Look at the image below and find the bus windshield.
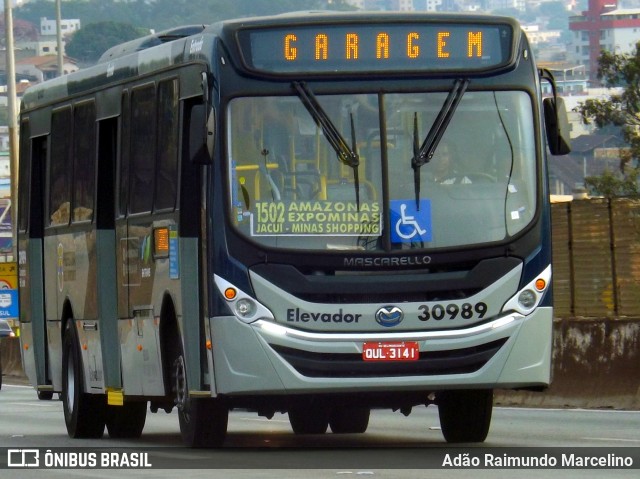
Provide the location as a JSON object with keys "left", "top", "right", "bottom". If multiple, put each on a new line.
{"left": 227, "top": 89, "right": 536, "bottom": 251}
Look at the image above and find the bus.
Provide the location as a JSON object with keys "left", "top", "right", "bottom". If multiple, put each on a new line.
{"left": 17, "top": 12, "right": 571, "bottom": 447}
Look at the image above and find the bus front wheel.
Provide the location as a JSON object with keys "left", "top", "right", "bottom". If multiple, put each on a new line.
{"left": 173, "top": 352, "right": 228, "bottom": 447}
{"left": 62, "top": 321, "right": 106, "bottom": 438}
{"left": 288, "top": 401, "right": 329, "bottom": 434}
{"left": 329, "top": 407, "right": 370, "bottom": 434}
{"left": 437, "top": 389, "right": 493, "bottom": 443}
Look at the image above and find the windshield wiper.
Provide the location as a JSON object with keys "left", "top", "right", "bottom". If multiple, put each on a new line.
{"left": 292, "top": 81, "right": 361, "bottom": 209}
{"left": 411, "top": 78, "right": 469, "bottom": 210}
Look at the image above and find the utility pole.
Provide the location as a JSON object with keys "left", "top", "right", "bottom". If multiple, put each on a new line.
{"left": 56, "top": 0, "right": 64, "bottom": 76}
{"left": 4, "top": 0, "right": 19, "bottom": 262}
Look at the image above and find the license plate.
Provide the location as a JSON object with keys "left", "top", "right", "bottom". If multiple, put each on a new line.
{"left": 362, "top": 342, "right": 420, "bottom": 362}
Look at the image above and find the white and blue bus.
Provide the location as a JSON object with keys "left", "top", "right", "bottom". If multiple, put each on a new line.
{"left": 17, "top": 12, "right": 570, "bottom": 447}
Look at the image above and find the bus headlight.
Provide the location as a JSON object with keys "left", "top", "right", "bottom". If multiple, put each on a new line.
{"left": 502, "top": 265, "right": 551, "bottom": 316}
{"left": 235, "top": 298, "right": 257, "bottom": 318}
{"left": 517, "top": 290, "right": 537, "bottom": 310}
{"left": 214, "top": 275, "right": 275, "bottom": 324}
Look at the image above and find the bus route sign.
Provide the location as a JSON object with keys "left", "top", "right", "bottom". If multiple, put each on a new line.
{"left": 0, "top": 262, "right": 18, "bottom": 319}
{"left": 251, "top": 201, "right": 382, "bottom": 236}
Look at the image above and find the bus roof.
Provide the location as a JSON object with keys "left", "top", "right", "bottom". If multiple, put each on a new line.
{"left": 20, "top": 11, "right": 522, "bottom": 111}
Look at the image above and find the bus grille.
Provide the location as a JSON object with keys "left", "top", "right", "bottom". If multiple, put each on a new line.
{"left": 270, "top": 338, "right": 508, "bottom": 378}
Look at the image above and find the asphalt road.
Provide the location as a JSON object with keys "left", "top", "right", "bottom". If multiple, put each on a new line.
{"left": 0, "top": 379, "right": 638, "bottom": 478}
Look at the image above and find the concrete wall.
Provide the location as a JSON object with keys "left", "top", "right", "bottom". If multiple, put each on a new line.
{"left": 497, "top": 318, "right": 640, "bottom": 409}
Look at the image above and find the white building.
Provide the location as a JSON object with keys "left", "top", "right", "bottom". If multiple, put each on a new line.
{"left": 20, "top": 39, "right": 62, "bottom": 57}
{"left": 413, "top": 0, "right": 444, "bottom": 11}
{"left": 599, "top": 9, "right": 640, "bottom": 54}
{"left": 522, "top": 25, "right": 562, "bottom": 45}
{"left": 16, "top": 56, "right": 79, "bottom": 82}
{"left": 569, "top": 1, "right": 640, "bottom": 82}
{"left": 40, "top": 17, "right": 81, "bottom": 37}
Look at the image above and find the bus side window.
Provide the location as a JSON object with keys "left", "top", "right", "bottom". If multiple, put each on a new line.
{"left": 129, "top": 85, "right": 156, "bottom": 214}
{"left": 49, "top": 107, "right": 72, "bottom": 226}
{"left": 118, "top": 92, "right": 130, "bottom": 218}
{"left": 18, "top": 119, "right": 30, "bottom": 233}
{"left": 155, "top": 79, "right": 179, "bottom": 211}
{"left": 72, "top": 101, "right": 96, "bottom": 222}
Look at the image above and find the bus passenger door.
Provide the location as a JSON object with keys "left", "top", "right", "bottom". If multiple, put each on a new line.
{"left": 117, "top": 82, "right": 178, "bottom": 397}
{"left": 96, "top": 117, "right": 121, "bottom": 389}
{"left": 18, "top": 132, "right": 51, "bottom": 392}
{"left": 116, "top": 92, "right": 132, "bottom": 327}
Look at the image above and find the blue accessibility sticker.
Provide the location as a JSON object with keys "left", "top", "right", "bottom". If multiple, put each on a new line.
{"left": 390, "top": 199, "right": 432, "bottom": 243}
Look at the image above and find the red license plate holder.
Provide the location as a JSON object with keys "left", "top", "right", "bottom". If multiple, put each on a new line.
{"left": 362, "top": 341, "right": 420, "bottom": 362}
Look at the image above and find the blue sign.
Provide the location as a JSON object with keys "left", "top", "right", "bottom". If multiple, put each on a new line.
{"left": 0, "top": 289, "right": 19, "bottom": 319}
{"left": 390, "top": 199, "right": 432, "bottom": 243}
{"left": 169, "top": 227, "right": 179, "bottom": 279}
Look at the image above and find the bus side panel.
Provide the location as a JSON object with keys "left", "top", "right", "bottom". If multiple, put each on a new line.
{"left": 119, "top": 218, "right": 168, "bottom": 397}
{"left": 18, "top": 238, "right": 41, "bottom": 388}
{"left": 42, "top": 229, "right": 102, "bottom": 393}
{"left": 74, "top": 228, "right": 104, "bottom": 392}
{"left": 179, "top": 235, "right": 202, "bottom": 393}
{"left": 43, "top": 234, "right": 62, "bottom": 389}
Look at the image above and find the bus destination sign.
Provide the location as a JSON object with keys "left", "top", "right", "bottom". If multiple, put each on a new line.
{"left": 240, "top": 22, "right": 514, "bottom": 74}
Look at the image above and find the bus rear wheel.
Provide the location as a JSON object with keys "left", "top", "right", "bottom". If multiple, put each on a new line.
{"left": 437, "top": 389, "right": 493, "bottom": 443}
{"left": 106, "top": 402, "right": 147, "bottom": 438}
{"left": 173, "top": 352, "right": 228, "bottom": 447}
{"left": 329, "top": 407, "right": 370, "bottom": 434}
{"left": 62, "top": 321, "right": 106, "bottom": 438}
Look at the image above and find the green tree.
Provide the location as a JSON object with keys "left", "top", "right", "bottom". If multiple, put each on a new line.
{"left": 579, "top": 43, "right": 640, "bottom": 168}
{"left": 584, "top": 168, "right": 640, "bottom": 198}
{"left": 579, "top": 42, "right": 640, "bottom": 196}
{"left": 15, "top": 0, "right": 330, "bottom": 32}
{"left": 65, "top": 21, "right": 148, "bottom": 64}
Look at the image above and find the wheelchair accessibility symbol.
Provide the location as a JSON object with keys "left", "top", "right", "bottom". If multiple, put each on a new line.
{"left": 390, "top": 200, "right": 432, "bottom": 243}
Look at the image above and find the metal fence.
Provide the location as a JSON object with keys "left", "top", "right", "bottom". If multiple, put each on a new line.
{"left": 552, "top": 198, "right": 640, "bottom": 318}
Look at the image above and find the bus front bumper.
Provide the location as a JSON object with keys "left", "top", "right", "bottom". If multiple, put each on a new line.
{"left": 208, "top": 306, "right": 552, "bottom": 395}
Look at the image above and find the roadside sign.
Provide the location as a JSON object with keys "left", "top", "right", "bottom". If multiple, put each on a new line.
{"left": 0, "top": 262, "right": 18, "bottom": 320}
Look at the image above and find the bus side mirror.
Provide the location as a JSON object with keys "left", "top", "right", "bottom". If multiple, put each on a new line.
{"left": 543, "top": 96, "right": 571, "bottom": 156}
{"left": 189, "top": 104, "right": 213, "bottom": 165}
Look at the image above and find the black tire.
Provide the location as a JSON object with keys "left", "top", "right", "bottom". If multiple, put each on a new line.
{"left": 438, "top": 389, "right": 493, "bottom": 443}
{"left": 106, "top": 402, "right": 147, "bottom": 438}
{"left": 62, "top": 321, "right": 106, "bottom": 438}
{"left": 329, "top": 407, "right": 370, "bottom": 434}
{"left": 173, "top": 351, "right": 228, "bottom": 447}
{"left": 37, "top": 390, "right": 55, "bottom": 400}
{"left": 288, "top": 403, "right": 329, "bottom": 434}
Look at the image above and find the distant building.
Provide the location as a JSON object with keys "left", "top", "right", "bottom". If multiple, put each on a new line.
{"left": 412, "top": 0, "right": 444, "bottom": 11}
{"left": 522, "top": 25, "right": 562, "bottom": 45}
{"left": 569, "top": 0, "right": 640, "bottom": 83}
{"left": 40, "top": 17, "right": 81, "bottom": 38}
{"left": 538, "top": 63, "right": 589, "bottom": 96}
{"left": 2, "top": 16, "right": 81, "bottom": 61}
{"left": 485, "top": 0, "right": 526, "bottom": 11}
